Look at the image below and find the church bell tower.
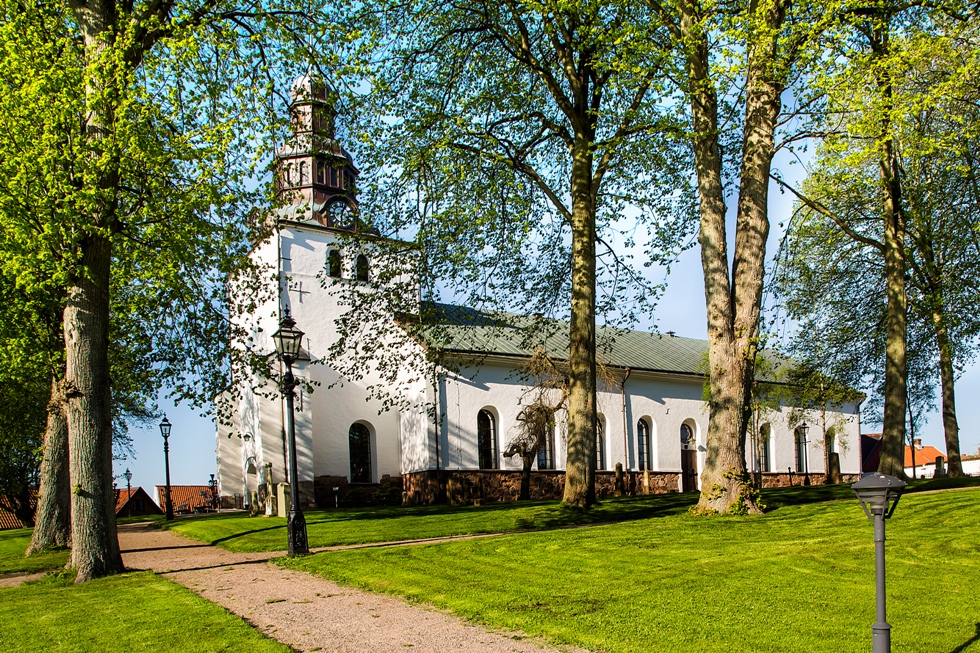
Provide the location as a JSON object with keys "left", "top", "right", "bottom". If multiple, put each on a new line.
{"left": 274, "top": 74, "right": 360, "bottom": 231}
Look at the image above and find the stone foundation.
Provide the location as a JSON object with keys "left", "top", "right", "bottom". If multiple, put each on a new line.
{"left": 401, "top": 470, "right": 683, "bottom": 505}
{"left": 313, "top": 474, "right": 403, "bottom": 508}
{"left": 755, "top": 472, "right": 861, "bottom": 488}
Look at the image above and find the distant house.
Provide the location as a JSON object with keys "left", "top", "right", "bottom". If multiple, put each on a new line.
{"left": 904, "top": 440, "right": 948, "bottom": 479}
{"left": 155, "top": 485, "right": 218, "bottom": 514}
{"left": 0, "top": 493, "right": 37, "bottom": 531}
{"left": 115, "top": 487, "right": 163, "bottom": 518}
{"left": 959, "top": 447, "right": 980, "bottom": 477}
{"left": 0, "top": 506, "right": 27, "bottom": 530}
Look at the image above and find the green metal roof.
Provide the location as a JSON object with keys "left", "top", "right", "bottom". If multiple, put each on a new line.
{"left": 416, "top": 304, "right": 718, "bottom": 378}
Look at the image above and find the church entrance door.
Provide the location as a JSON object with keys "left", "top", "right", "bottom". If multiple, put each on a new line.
{"left": 681, "top": 449, "right": 698, "bottom": 492}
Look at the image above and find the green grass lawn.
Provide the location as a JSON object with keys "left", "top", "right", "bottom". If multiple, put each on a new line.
{"left": 0, "top": 529, "right": 69, "bottom": 576}
{"left": 0, "top": 571, "right": 291, "bottom": 653}
{"left": 279, "top": 486, "right": 980, "bottom": 653}
{"left": 166, "top": 476, "right": 980, "bottom": 553}
{"left": 165, "top": 491, "right": 701, "bottom": 551}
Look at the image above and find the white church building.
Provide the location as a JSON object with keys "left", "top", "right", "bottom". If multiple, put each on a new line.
{"left": 214, "top": 76, "right": 864, "bottom": 508}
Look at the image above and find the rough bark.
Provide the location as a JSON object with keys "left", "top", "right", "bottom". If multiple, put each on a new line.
{"left": 60, "top": 0, "right": 126, "bottom": 583}
{"left": 64, "top": 233, "right": 122, "bottom": 581}
{"left": 26, "top": 378, "right": 71, "bottom": 556}
{"left": 562, "top": 130, "right": 598, "bottom": 509}
{"left": 682, "top": 0, "right": 781, "bottom": 514}
{"left": 873, "top": 19, "right": 908, "bottom": 479}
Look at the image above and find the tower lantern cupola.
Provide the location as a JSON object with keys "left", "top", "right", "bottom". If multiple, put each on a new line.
{"left": 273, "top": 73, "right": 360, "bottom": 231}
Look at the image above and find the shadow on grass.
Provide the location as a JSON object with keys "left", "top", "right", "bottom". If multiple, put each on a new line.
{"left": 948, "top": 622, "right": 980, "bottom": 653}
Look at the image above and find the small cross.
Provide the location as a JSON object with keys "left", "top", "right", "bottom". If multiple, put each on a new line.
{"left": 288, "top": 280, "right": 311, "bottom": 303}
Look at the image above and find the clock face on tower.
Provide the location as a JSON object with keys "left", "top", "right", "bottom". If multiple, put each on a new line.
{"left": 327, "top": 200, "right": 355, "bottom": 229}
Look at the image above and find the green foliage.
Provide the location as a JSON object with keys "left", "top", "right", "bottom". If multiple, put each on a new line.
{"left": 280, "top": 487, "right": 980, "bottom": 653}
{"left": 0, "top": 572, "right": 291, "bottom": 652}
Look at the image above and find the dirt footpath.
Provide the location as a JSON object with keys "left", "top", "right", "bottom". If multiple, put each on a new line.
{"left": 119, "top": 522, "right": 582, "bottom": 653}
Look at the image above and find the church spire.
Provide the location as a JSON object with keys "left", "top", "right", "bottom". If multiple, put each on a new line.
{"left": 274, "top": 73, "right": 360, "bottom": 231}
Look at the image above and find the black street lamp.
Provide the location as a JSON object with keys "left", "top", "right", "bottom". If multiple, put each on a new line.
{"left": 853, "top": 473, "right": 907, "bottom": 653}
{"left": 273, "top": 310, "right": 309, "bottom": 556}
{"left": 800, "top": 421, "right": 811, "bottom": 486}
{"left": 160, "top": 416, "right": 174, "bottom": 521}
{"left": 209, "top": 473, "right": 218, "bottom": 512}
{"left": 124, "top": 468, "right": 133, "bottom": 518}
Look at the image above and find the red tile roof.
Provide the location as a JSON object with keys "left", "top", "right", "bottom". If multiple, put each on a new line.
{"left": 0, "top": 507, "right": 26, "bottom": 530}
{"left": 904, "top": 445, "right": 945, "bottom": 467}
{"left": 155, "top": 485, "right": 215, "bottom": 513}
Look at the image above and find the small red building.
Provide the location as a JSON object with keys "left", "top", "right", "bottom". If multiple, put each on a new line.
{"left": 155, "top": 485, "right": 218, "bottom": 514}
{"left": 115, "top": 487, "right": 163, "bottom": 517}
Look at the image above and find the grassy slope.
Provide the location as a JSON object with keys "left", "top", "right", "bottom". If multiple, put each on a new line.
{"left": 0, "top": 529, "right": 68, "bottom": 575}
{"left": 165, "top": 492, "right": 699, "bottom": 551}
{"left": 280, "top": 487, "right": 980, "bottom": 653}
{"left": 166, "top": 477, "right": 980, "bottom": 553}
{"left": 0, "top": 572, "right": 292, "bottom": 653}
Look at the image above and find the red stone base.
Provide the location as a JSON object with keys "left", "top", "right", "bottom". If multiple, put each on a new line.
{"left": 401, "top": 470, "right": 683, "bottom": 505}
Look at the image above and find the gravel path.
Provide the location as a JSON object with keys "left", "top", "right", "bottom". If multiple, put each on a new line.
{"left": 119, "top": 522, "right": 583, "bottom": 653}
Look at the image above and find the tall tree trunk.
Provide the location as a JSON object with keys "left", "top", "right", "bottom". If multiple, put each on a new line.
{"left": 873, "top": 18, "right": 907, "bottom": 479}
{"left": 64, "top": 234, "right": 122, "bottom": 582}
{"left": 520, "top": 454, "right": 533, "bottom": 500}
{"left": 563, "top": 131, "right": 598, "bottom": 509}
{"left": 931, "top": 300, "right": 962, "bottom": 476}
{"left": 683, "top": 0, "right": 781, "bottom": 514}
{"left": 918, "top": 234, "right": 963, "bottom": 477}
{"left": 66, "top": 0, "right": 124, "bottom": 582}
{"left": 26, "top": 377, "right": 71, "bottom": 556}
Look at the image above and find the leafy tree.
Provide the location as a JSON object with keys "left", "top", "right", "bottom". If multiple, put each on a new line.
{"left": 0, "top": 0, "right": 320, "bottom": 581}
{"left": 346, "top": 0, "right": 695, "bottom": 508}
{"left": 774, "top": 13, "right": 980, "bottom": 477}
{"left": 645, "top": 0, "right": 842, "bottom": 513}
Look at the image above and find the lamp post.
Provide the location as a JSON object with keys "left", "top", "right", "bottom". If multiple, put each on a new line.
{"left": 800, "top": 421, "right": 811, "bottom": 486}
{"left": 272, "top": 310, "right": 309, "bottom": 556}
{"left": 160, "top": 416, "right": 174, "bottom": 521}
{"left": 853, "top": 473, "right": 907, "bottom": 653}
{"left": 209, "top": 473, "right": 218, "bottom": 512}
{"left": 123, "top": 468, "right": 133, "bottom": 517}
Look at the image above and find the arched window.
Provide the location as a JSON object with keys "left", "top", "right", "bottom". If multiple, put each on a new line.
{"left": 349, "top": 423, "right": 372, "bottom": 483}
{"left": 327, "top": 250, "right": 341, "bottom": 278}
{"left": 795, "top": 427, "right": 807, "bottom": 473}
{"left": 595, "top": 415, "right": 606, "bottom": 471}
{"left": 477, "top": 409, "right": 497, "bottom": 469}
{"left": 758, "top": 424, "right": 771, "bottom": 472}
{"left": 680, "top": 423, "right": 695, "bottom": 450}
{"left": 535, "top": 408, "right": 556, "bottom": 470}
{"left": 637, "top": 418, "right": 651, "bottom": 471}
{"left": 356, "top": 254, "right": 370, "bottom": 282}
{"left": 316, "top": 161, "right": 325, "bottom": 184}
{"left": 299, "top": 161, "right": 308, "bottom": 184}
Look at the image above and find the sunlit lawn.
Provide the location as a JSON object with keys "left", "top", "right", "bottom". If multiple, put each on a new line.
{"left": 278, "top": 486, "right": 980, "bottom": 653}
{"left": 0, "top": 571, "right": 291, "bottom": 653}
{"left": 165, "top": 491, "right": 701, "bottom": 551}
{"left": 166, "top": 476, "right": 980, "bottom": 554}
{"left": 0, "top": 529, "right": 68, "bottom": 576}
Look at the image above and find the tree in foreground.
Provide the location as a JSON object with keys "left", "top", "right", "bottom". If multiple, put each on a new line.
{"left": 647, "top": 0, "right": 841, "bottom": 513}
{"left": 0, "top": 0, "right": 316, "bottom": 581}
{"left": 347, "top": 0, "right": 694, "bottom": 508}
{"left": 774, "top": 11, "right": 980, "bottom": 477}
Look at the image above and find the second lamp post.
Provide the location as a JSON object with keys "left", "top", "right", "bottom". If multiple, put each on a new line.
{"left": 273, "top": 310, "right": 309, "bottom": 556}
{"left": 160, "top": 416, "right": 174, "bottom": 521}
